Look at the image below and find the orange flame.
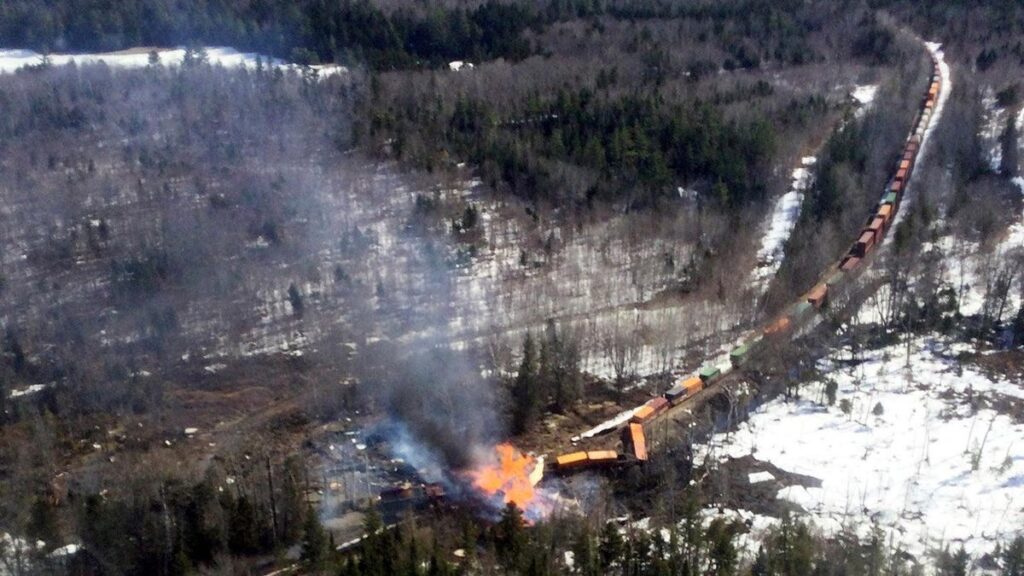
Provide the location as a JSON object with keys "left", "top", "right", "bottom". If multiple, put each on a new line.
{"left": 469, "top": 443, "right": 539, "bottom": 509}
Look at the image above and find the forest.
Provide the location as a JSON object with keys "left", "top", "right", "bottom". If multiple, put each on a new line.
{"left": 1, "top": 0, "right": 1024, "bottom": 575}
{"left": 0, "top": 0, "right": 822, "bottom": 70}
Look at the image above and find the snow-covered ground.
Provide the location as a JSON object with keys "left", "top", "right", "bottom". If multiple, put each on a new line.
{"left": 0, "top": 47, "right": 346, "bottom": 76}
{"left": 751, "top": 156, "right": 817, "bottom": 287}
{"left": 698, "top": 336, "right": 1024, "bottom": 565}
{"left": 751, "top": 84, "right": 877, "bottom": 290}
{"left": 980, "top": 86, "right": 1008, "bottom": 173}
{"left": 887, "top": 42, "right": 951, "bottom": 233}
{"left": 852, "top": 84, "right": 879, "bottom": 118}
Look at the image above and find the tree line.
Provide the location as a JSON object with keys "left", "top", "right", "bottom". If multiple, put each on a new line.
{"left": 0, "top": 0, "right": 834, "bottom": 71}
{"left": 12, "top": 457, "right": 326, "bottom": 575}
{"left": 367, "top": 87, "right": 776, "bottom": 209}
{"left": 510, "top": 322, "right": 584, "bottom": 435}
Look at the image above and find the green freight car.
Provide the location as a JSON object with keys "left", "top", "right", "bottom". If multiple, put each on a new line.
{"left": 729, "top": 344, "right": 750, "bottom": 367}
{"left": 698, "top": 365, "right": 721, "bottom": 382}
{"left": 729, "top": 337, "right": 762, "bottom": 368}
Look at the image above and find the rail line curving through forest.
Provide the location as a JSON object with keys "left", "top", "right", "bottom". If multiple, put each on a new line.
{"left": 553, "top": 40, "right": 951, "bottom": 474}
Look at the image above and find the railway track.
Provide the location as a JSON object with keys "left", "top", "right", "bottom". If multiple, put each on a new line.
{"left": 552, "top": 41, "right": 950, "bottom": 474}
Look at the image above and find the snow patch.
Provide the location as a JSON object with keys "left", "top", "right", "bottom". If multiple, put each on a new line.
{"left": 696, "top": 336, "right": 1024, "bottom": 563}
{"left": 0, "top": 47, "right": 347, "bottom": 77}
{"left": 752, "top": 156, "right": 816, "bottom": 286}
{"left": 852, "top": 84, "right": 879, "bottom": 118}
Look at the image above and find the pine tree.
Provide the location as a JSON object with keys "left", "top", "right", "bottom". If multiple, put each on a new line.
{"left": 26, "top": 496, "right": 60, "bottom": 550}
{"left": 288, "top": 282, "right": 304, "bottom": 316}
{"left": 511, "top": 332, "right": 540, "bottom": 434}
{"left": 495, "top": 503, "right": 525, "bottom": 568}
{"left": 301, "top": 505, "right": 328, "bottom": 567}
{"left": 752, "top": 546, "right": 770, "bottom": 576}
{"left": 360, "top": 507, "right": 390, "bottom": 576}
{"left": 228, "top": 496, "right": 260, "bottom": 555}
{"left": 935, "top": 546, "right": 969, "bottom": 576}
{"left": 1004, "top": 536, "right": 1024, "bottom": 576}
{"left": 599, "top": 521, "right": 623, "bottom": 571}
{"left": 706, "top": 518, "right": 737, "bottom": 576}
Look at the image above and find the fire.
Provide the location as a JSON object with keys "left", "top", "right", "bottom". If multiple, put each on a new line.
{"left": 468, "top": 443, "right": 542, "bottom": 510}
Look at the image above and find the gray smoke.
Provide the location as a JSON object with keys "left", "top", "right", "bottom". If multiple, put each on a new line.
{"left": 376, "top": 346, "right": 504, "bottom": 470}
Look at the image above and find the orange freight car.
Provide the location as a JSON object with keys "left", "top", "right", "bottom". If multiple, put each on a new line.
{"left": 586, "top": 450, "right": 620, "bottom": 465}
{"left": 764, "top": 316, "right": 791, "bottom": 337}
{"left": 807, "top": 283, "right": 828, "bottom": 309}
{"left": 877, "top": 204, "right": 893, "bottom": 225}
{"left": 623, "top": 423, "right": 648, "bottom": 461}
{"left": 556, "top": 452, "right": 589, "bottom": 470}
{"left": 632, "top": 397, "right": 668, "bottom": 423}
{"left": 666, "top": 376, "right": 703, "bottom": 404}
{"left": 631, "top": 405, "right": 654, "bottom": 423}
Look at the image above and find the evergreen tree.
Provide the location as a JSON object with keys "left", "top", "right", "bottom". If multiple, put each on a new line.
{"left": 495, "top": 503, "right": 526, "bottom": 568}
{"left": 300, "top": 505, "right": 328, "bottom": 567}
{"left": 184, "top": 477, "right": 225, "bottom": 564}
{"left": 706, "top": 518, "right": 737, "bottom": 576}
{"left": 511, "top": 332, "right": 540, "bottom": 434}
{"left": 360, "top": 507, "right": 391, "bottom": 576}
{"left": 26, "top": 496, "right": 60, "bottom": 550}
{"left": 572, "top": 523, "right": 599, "bottom": 576}
{"left": 599, "top": 521, "right": 623, "bottom": 571}
{"left": 1004, "top": 536, "right": 1024, "bottom": 576}
{"left": 288, "top": 282, "right": 305, "bottom": 316}
{"left": 752, "top": 546, "right": 770, "bottom": 576}
{"left": 935, "top": 546, "right": 969, "bottom": 576}
{"left": 228, "top": 496, "right": 260, "bottom": 555}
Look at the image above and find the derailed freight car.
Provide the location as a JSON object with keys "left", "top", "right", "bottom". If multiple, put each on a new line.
{"left": 622, "top": 423, "right": 648, "bottom": 462}
{"left": 554, "top": 450, "right": 623, "bottom": 472}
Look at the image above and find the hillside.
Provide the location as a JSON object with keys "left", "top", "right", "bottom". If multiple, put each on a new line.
{"left": 0, "top": 2, "right": 1023, "bottom": 576}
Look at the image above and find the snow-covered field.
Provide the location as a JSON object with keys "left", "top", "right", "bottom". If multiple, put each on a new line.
{"left": 698, "top": 336, "right": 1024, "bottom": 565}
{"left": 0, "top": 47, "right": 346, "bottom": 76}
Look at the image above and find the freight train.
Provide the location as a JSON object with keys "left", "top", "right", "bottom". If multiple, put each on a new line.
{"left": 555, "top": 55, "right": 944, "bottom": 472}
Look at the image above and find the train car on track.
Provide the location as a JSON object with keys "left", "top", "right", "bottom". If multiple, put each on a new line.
{"left": 554, "top": 51, "right": 945, "bottom": 473}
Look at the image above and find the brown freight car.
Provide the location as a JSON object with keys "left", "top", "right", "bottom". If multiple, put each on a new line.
{"left": 852, "top": 230, "right": 875, "bottom": 257}
{"left": 840, "top": 256, "right": 861, "bottom": 272}
{"left": 867, "top": 216, "right": 886, "bottom": 241}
